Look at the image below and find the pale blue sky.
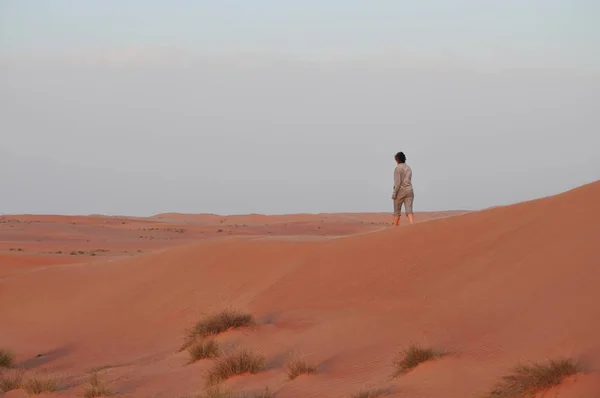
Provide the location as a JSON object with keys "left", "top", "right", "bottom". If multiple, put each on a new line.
{"left": 1, "top": 1, "right": 599, "bottom": 215}
{"left": 1, "top": 1, "right": 599, "bottom": 64}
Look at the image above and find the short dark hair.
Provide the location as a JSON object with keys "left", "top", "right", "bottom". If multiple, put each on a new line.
{"left": 395, "top": 152, "right": 406, "bottom": 163}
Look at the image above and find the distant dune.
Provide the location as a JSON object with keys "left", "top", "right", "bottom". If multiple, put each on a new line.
{"left": 1, "top": 183, "right": 599, "bottom": 397}
{"left": 150, "top": 211, "right": 466, "bottom": 225}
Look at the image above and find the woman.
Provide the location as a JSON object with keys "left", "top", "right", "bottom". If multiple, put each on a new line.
{"left": 391, "top": 151, "right": 415, "bottom": 226}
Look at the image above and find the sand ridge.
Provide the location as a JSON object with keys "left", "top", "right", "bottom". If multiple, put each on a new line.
{"left": 1, "top": 183, "right": 599, "bottom": 397}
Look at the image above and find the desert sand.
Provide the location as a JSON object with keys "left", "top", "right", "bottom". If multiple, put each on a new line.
{"left": 1, "top": 182, "right": 599, "bottom": 397}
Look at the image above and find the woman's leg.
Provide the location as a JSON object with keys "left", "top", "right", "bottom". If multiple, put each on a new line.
{"left": 393, "top": 197, "right": 402, "bottom": 226}
{"left": 405, "top": 195, "right": 415, "bottom": 224}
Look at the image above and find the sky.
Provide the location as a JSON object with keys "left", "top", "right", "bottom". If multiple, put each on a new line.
{"left": 1, "top": 1, "right": 599, "bottom": 216}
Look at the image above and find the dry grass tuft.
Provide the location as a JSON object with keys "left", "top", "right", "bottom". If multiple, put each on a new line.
{"left": 193, "top": 310, "right": 253, "bottom": 338}
{"left": 245, "top": 388, "right": 275, "bottom": 398}
{"left": 0, "top": 369, "right": 24, "bottom": 392}
{"left": 487, "top": 358, "right": 579, "bottom": 398}
{"left": 82, "top": 373, "right": 113, "bottom": 397}
{"left": 285, "top": 358, "right": 317, "bottom": 380}
{"left": 183, "top": 386, "right": 274, "bottom": 398}
{"left": 182, "top": 310, "right": 254, "bottom": 350}
{"left": 393, "top": 344, "right": 443, "bottom": 375}
{"left": 205, "top": 350, "right": 266, "bottom": 386}
{"left": 201, "top": 387, "right": 231, "bottom": 398}
{"left": 23, "top": 374, "right": 57, "bottom": 395}
{"left": 0, "top": 349, "right": 14, "bottom": 368}
{"left": 351, "top": 388, "right": 390, "bottom": 398}
{"left": 188, "top": 339, "right": 220, "bottom": 363}
{"left": 178, "top": 389, "right": 223, "bottom": 398}
{"left": 196, "top": 387, "right": 231, "bottom": 398}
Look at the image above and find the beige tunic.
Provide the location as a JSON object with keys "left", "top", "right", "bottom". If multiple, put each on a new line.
{"left": 393, "top": 163, "right": 413, "bottom": 198}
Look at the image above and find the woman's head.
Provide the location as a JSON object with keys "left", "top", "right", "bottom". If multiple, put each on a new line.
{"left": 395, "top": 152, "right": 406, "bottom": 164}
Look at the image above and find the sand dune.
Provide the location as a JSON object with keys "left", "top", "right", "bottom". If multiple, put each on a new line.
{"left": 1, "top": 183, "right": 599, "bottom": 397}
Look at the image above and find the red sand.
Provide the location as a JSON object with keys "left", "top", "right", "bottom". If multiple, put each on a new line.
{"left": 1, "top": 184, "right": 599, "bottom": 397}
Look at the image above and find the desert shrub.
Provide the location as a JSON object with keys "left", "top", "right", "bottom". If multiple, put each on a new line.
{"left": 285, "top": 358, "right": 317, "bottom": 380}
{"left": 351, "top": 388, "right": 390, "bottom": 398}
{"left": 0, "top": 370, "right": 24, "bottom": 392}
{"left": 183, "top": 310, "right": 254, "bottom": 349}
{"left": 205, "top": 350, "right": 266, "bottom": 386}
{"left": 246, "top": 388, "right": 275, "bottom": 398}
{"left": 393, "top": 344, "right": 444, "bottom": 376}
{"left": 23, "top": 374, "right": 57, "bottom": 394}
{"left": 82, "top": 373, "right": 113, "bottom": 397}
{"left": 183, "top": 387, "right": 274, "bottom": 398}
{"left": 487, "top": 358, "right": 579, "bottom": 397}
{"left": 189, "top": 339, "right": 220, "bottom": 363}
{"left": 0, "top": 349, "right": 14, "bottom": 368}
